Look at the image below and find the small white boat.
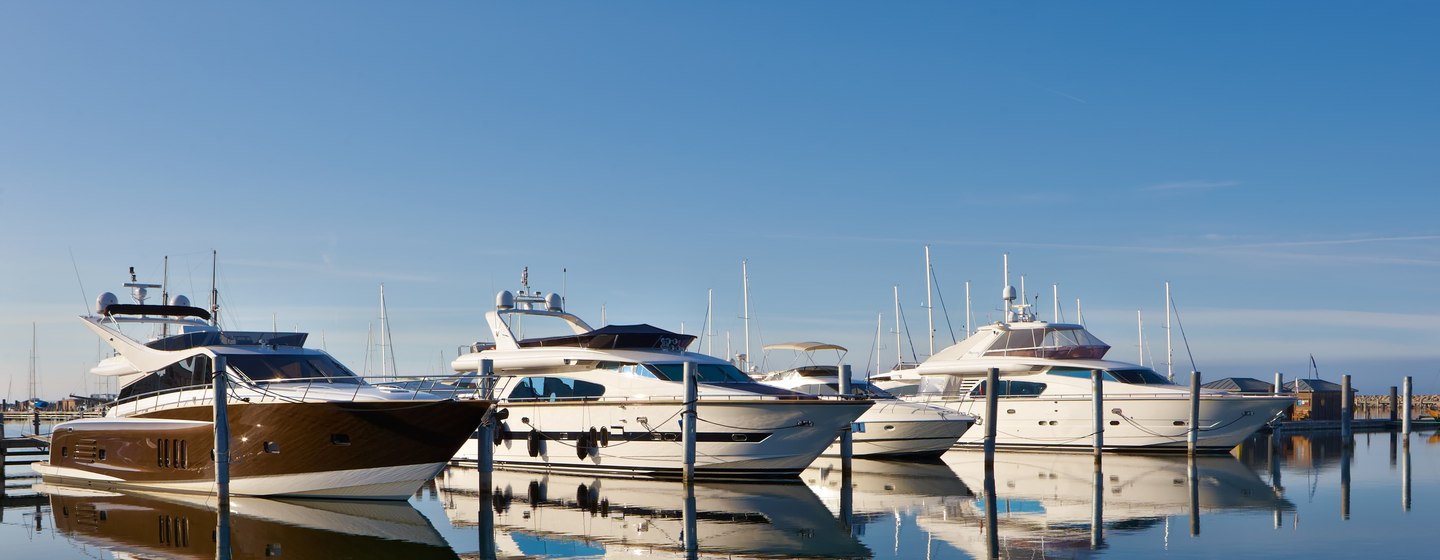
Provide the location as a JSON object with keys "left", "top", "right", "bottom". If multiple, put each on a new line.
{"left": 449, "top": 286, "right": 872, "bottom": 480}
{"left": 756, "top": 342, "right": 975, "bottom": 458}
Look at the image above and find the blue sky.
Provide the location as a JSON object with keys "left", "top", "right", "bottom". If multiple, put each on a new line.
{"left": 2, "top": 2, "right": 1437, "bottom": 399}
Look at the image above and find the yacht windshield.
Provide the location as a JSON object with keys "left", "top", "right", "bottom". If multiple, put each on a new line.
{"left": 227, "top": 354, "right": 362, "bottom": 384}
{"left": 1106, "top": 368, "right": 1174, "bottom": 385}
{"left": 646, "top": 362, "right": 753, "bottom": 383}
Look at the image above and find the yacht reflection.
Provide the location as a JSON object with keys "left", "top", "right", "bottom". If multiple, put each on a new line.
{"left": 803, "top": 457, "right": 972, "bottom": 514}
{"left": 437, "top": 465, "right": 868, "bottom": 558}
{"left": 42, "top": 484, "right": 456, "bottom": 559}
{"left": 924, "top": 451, "right": 1292, "bottom": 559}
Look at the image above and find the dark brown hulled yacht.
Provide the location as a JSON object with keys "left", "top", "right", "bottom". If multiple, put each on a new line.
{"left": 34, "top": 272, "right": 489, "bottom": 500}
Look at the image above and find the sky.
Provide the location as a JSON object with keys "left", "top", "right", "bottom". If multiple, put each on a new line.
{"left": 1, "top": 2, "right": 1437, "bottom": 400}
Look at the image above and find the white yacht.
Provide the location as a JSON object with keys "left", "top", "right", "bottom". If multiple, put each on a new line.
{"left": 909, "top": 303, "right": 1293, "bottom": 452}
{"left": 449, "top": 287, "right": 872, "bottom": 480}
{"left": 757, "top": 342, "right": 975, "bottom": 458}
{"left": 34, "top": 269, "right": 489, "bottom": 500}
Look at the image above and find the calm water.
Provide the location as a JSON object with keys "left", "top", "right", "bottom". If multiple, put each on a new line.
{"left": 3, "top": 423, "right": 1436, "bottom": 559}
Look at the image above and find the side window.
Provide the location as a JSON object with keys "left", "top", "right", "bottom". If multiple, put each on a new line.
{"left": 969, "top": 380, "right": 1048, "bottom": 398}
{"left": 509, "top": 377, "right": 606, "bottom": 400}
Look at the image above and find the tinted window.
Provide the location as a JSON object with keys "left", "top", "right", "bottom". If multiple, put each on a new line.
{"left": 969, "top": 380, "right": 1047, "bottom": 397}
{"left": 509, "top": 376, "right": 606, "bottom": 400}
{"left": 118, "top": 355, "right": 213, "bottom": 400}
{"left": 1107, "top": 368, "right": 1174, "bottom": 385}
{"left": 227, "top": 354, "right": 360, "bottom": 384}
{"left": 647, "top": 363, "right": 753, "bottom": 383}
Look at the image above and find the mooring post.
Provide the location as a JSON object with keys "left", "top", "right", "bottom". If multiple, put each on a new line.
{"left": 1402, "top": 435, "right": 1412, "bottom": 512}
{"left": 984, "top": 461, "right": 999, "bottom": 559}
{"left": 1340, "top": 442, "right": 1352, "bottom": 520}
{"left": 1389, "top": 386, "right": 1399, "bottom": 422}
{"left": 213, "top": 354, "right": 232, "bottom": 557}
{"left": 1092, "top": 369, "right": 1104, "bottom": 461}
{"left": 1188, "top": 371, "right": 1201, "bottom": 456}
{"left": 985, "top": 367, "right": 998, "bottom": 466}
{"left": 1091, "top": 460, "right": 1104, "bottom": 549}
{"left": 683, "top": 362, "right": 697, "bottom": 485}
{"left": 1402, "top": 376, "right": 1413, "bottom": 436}
{"left": 683, "top": 484, "right": 698, "bottom": 560}
{"left": 1341, "top": 375, "right": 1353, "bottom": 445}
{"left": 838, "top": 364, "right": 854, "bottom": 469}
{"left": 31, "top": 407, "right": 40, "bottom": 437}
{"left": 479, "top": 359, "right": 495, "bottom": 482}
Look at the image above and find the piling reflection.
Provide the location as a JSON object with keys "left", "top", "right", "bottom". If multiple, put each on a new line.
{"left": 40, "top": 484, "right": 455, "bottom": 559}
{"left": 436, "top": 465, "right": 868, "bottom": 558}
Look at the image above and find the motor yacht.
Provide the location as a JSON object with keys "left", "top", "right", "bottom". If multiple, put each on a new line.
{"left": 909, "top": 302, "right": 1293, "bottom": 452}
{"left": 33, "top": 270, "right": 490, "bottom": 500}
{"left": 448, "top": 287, "right": 872, "bottom": 480}
{"left": 757, "top": 342, "right": 975, "bottom": 458}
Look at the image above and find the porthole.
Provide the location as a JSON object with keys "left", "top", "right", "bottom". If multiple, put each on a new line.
{"left": 731, "top": 434, "right": 748, "bottom": 442}
{"left": 331, "top": 433, "right": 351, "bottom": 446}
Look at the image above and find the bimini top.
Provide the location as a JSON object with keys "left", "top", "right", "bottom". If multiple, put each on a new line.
{"left": 762, "top": 342, "right": 848, "bottom": 353}
{"left": 101, "top": 304, "right": 211, "bottom": 321}
{"left": 516, "top": 324, "right": 696, "bottom": 352}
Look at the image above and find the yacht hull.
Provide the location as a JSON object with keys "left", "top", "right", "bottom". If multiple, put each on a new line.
{"left": 824, "top": 400, "right": 974, "bottom": 458}
{"left": 454, "top": 399, "right": 871, "bottom": 480}
{"left": 932, "top": 393, "right": 1291, "bottom": 452}
{"left": 35, "top": 400, "right": 489, "bottom": 500}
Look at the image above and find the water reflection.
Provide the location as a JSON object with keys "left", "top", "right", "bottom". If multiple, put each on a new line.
{"left": 928, "top": 451, "right": 1292, "bottom": 559}
{"left": 435, "top": 465, "right": 869, "bottom": 558}
{"left": 40, "top": 485, "right": 455, "bottom": 559}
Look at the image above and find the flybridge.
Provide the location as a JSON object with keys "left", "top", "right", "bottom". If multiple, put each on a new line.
{"left": 517, "top": 324, "right": 696, "bottom": 352}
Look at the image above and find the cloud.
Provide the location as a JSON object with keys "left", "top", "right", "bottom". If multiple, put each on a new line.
{"left": 1139, "top": 180, "right": 1241, "bottom": 192}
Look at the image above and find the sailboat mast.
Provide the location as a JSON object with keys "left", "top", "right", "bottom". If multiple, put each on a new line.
{"left": 742, "top": 260, "right": 751, "bottom": 373}
{"left": 1053, "top": 284, "right": 1059, "bottom": 323}
{"left": 893, "top": 285, "right": 902, "bottom": 367}
{"left": 379, "top": 284, "right": 388, "bottom": 379}
{"left": 29, "top": 323, "right": 37, "bottom": 402}
{"left": 1165, "top": 281, "right": 1174, "bottom": 381}
{"left": 965, "top": 281, "right": 972, "bottom": 336}
{"left": 875, "top": 312, "right": 882, "bottom": 378}
{"left": 925, "top": 245, "right": 934, "bottom": 357}
{"left": 161, "top": 256, "right": 170, "bottom": 337}
{"left": 1138, "top": 310, "right": 1145, "bottom": 365}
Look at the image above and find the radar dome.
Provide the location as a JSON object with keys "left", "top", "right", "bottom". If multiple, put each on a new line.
{"left": 496, "top": 290, "right": 515, "bottom": 310}
{"left": 96, "top": 292, "right": 118, "bottom": 313}
{"left": 544, "top": 292, "right": 563, "bottom": 312}
{"left": 170, "top": 294, "right": 191, "bottom": 307}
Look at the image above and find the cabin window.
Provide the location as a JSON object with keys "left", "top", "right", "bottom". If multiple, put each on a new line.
{"left": 264, "top": 441, "right": 281, "bottom": 454}
{"left": 331, "top": 433, "right": 351, "bottom": 446}
{"left": 227, "top": 354, "right": 361, "bottom": 385}
{"left": 118, "top": 355, "right": 213, "bottom": 401}
{"left": 509, "top": 377, "right": 606, "bottom": 400}
{"left": 598, "top": 362, "right": 658, "bottom": 379}
{"left": 1105, "top": 368, "right": 1174, "bottom": 385}
{"left": 969, "top": 380, "right": 1047, "bottom": 397}
{"left": 645, "top": 363, "right": 752, "bottom": 383}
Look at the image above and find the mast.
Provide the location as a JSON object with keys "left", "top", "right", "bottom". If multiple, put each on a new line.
{"left": 1138, "top": 310, "right": 1145, "bottom": 365}
{"left": 379, "top": 284, "right": 389, "bottom": 380}
{"left": 965, "top": 280, "right": 972, "bottom": 336}
{"left": 161, "top": 256, "right": 170, "bottom": 337}
{"left": 1053, "top": 284, "right": 1059, "bottom": 323}
{"left": 742, "top": 260, "right": 751, "bottom": 373}
{"left": 209, "top": 250, "right": 220, "bottom": 328}
{"left": 874, "top": 312, "right": 882, "bottom": 379}
{"left": 893, "top": 285, "right": 902, "bottom": 368}
{"left": 1165, "top": 281, "right": 1174, "bottom": 382}
{"left": 29, "top": 323, "right": 37, "bottom": 402}
{"left": 1002, "top": 253, "right": 1016, "bottom": 324}
{"left": 705, "top": 288, "right": 714, "bottom": 356}
{"left": 925, "top": 245, "right": 934, "bottom": 357}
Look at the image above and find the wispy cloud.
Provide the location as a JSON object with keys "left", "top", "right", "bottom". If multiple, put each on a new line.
{"left": 1138, "top": 180, "right": 1241, "bottom": 192}
{"left": 228, "top": 258, "right": 436, "bottom": 283}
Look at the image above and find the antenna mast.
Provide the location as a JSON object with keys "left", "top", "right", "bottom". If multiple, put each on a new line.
{"left": 209, "top": 250, "right": 220, "bottom": 328}
{"left": 29, "top": 323, "right": 37, "bottom": 402}
{"left": 1137, "top": 310, "right": 1145, "bottom": 365}
{"left": 161, "top": 256, "right": 170, "bottom": 337}
{"left": 1002, "top": 253, "right": 1016, "bottom": 323}
{"left": 705, "top": 288, "right": 714, "bottom": 356}
{"left": 874, "top": 312, "right": 882, "bottom": 379}
{"left": 379, "top": 284, "right": 394, "bottom": 380}
{"left": 965, "top": 281, "right": 972, "bottom": 336}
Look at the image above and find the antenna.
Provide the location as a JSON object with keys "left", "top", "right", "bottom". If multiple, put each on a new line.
{"left": 965, "top": 280, "right": 972, "bottom": 336}
{"left": 1001, "top": 253, "right": 1016, "bottom": 323}
{"left": 162, "top": 257, "right": 170, "bottom": 337}
{"left": 209, "top": 250, "right": 220, "bottom": 327}
{"left": 1137, "top": 310, "right": 1145, "bottom": 365}
{"left": 705, "top": 288, "right": 714, "bottom": 356}
{"left": 874, "top": 312, "right": 882, "bottom": 379}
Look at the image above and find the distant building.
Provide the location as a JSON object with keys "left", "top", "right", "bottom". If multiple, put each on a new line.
{"left": 1284, "top": 378, "right": 1352, "bottom": 421}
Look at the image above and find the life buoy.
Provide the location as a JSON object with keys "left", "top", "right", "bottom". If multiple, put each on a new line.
{"left": 527, "top": 430, "right": 542, "bottom": 457}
